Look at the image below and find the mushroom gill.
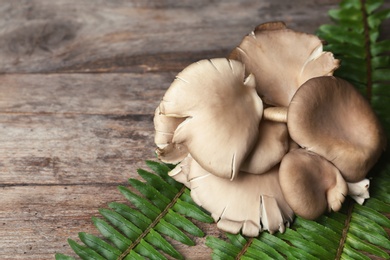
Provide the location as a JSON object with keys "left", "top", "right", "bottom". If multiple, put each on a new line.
{"left": 169, "top": 155, "right": 294, "bottom": 236}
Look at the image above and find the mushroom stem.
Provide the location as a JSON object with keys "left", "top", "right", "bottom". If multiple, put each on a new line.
{"left": 347, "top": 179, "right": 370, "bottom": 205}
{"left": 263, "top": 107, "right": 288, "bottom": 123}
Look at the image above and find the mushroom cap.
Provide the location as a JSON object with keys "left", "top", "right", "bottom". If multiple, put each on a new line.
{"left": 230, "top": 21, "right": 339, "bottom": 107}
{"left": 287, "top": 76, "right": 386, "bottom": 182}
{"left": 154, "top": 107, "right": 188, "bottom": 164}
{"left": 279, "top": 149, "right": 348, "bottom": 220}
{"left": 170, "top": 156, "right": 294, "bottom": 236}
{"left": 241, "top": 120, "right": 289, "bottom": 174}
{"left": 159, "top": 58, "right": 263, "bottom": 180}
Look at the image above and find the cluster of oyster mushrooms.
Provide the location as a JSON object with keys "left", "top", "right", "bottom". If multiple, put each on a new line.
{"left": 153, "top": 22, "right": 386, "bottom": 237}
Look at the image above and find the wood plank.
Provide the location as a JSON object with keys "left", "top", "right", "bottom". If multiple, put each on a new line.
{"left": 0, "top": 73, "right": 172, "bottom": 114}
{"left": 0, "top": 185, "right": 218, "bottom": 259}
{"left": 1, "top": 1, "right": 389, "bottom": 260}
{"left": 0, "top": 72, "right": 172, "bottom": 185}
{"left": 0, "top": 0, "right": 339, "bottom": 73}
{"left": 0, "top": 113, "right": 156, "bottom": 185}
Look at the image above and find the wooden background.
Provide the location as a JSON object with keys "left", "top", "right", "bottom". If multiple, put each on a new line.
{"left": 0, "top": 1, "right": 388, "bottom": 259}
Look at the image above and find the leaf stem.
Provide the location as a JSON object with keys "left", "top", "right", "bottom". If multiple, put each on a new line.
{"left": 335, "top": 199, "right": 354, "bottom": 259}
{"left": 235, "top": 237, "right": 254, "bottom": 259}
{"left": 118, "top": 185, "right": 187, "bottom": 260}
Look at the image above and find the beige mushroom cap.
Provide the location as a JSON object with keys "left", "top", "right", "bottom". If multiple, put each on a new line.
{"left": 241, "top": 120, "right": 289, "bottom": 174}
{"left": 159, "top": 58, "right": 263, "bottom": 180}
{"left": 230, "top": 21, "right": 339, "bottom": 107}
{"left": 170, "top": 156, "right": 294, "bottom": 236}
{"left": 287, "top": 76, "right": 386, "bottom": 182}
{"left": 154, "top": 107, "right": 188, "bottom": 164}
{"left": 279, "top": 149, "right": 348, "bottom": 220}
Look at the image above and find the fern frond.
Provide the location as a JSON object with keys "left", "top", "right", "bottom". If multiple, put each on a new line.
{"left": 317, "top": 0, "right": 390, "bottom": 133}
{"left": 55, "top": 161, "right": 213, "bottom": 260}
{"left": 206, "top": 0, "right": 390, "bottom": 259}
{"left": 207, "top": 202, "right": 390, "bottom": 259}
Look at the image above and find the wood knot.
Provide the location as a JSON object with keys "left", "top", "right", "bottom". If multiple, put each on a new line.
{"left": 3, "top": 20, "right": 80, "bottom": 55}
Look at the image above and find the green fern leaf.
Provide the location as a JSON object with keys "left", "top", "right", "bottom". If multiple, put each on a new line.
{"left": 248, "top": 239, "right": 284, "bottom": 260}
{"left": 78, "top": 232, "right": 122, "bottom": 259}
{"left": 137, "top": 168, "right": 178, "bottom": 199}
{"left": 122, "top": 250, "right": 144, "bottom": 260}
{"left": 128, "top": 178, "right": 171, "bottom": 209}
{"left": 319, "top": 0, "right": 390, "bottom": 114}
{"left": 118, "top": 186, "right": 160, "bottom": 219}
{"left": 133, "top": 239, "right": 166, "bottom": 260}
{"left": 164, "top": 209, "right": 205, "bottom": 237}
{"left": 145, "top": 160, "right": 182, "bottom": 190}
{"left": 206, "top": 0, "right": 390, "bottom": 259}
{"left": 173, "top": 197, "right": 214, "bottom": 223}
{"left": 350, "top": 213, "right": 389, "bottom": 237}
{"left": 98, "top": 209, "right": 142, "bottom": 240}
{"left": 92, "top": 217, "right": 132, "bottom": 252}
{"left": 205, "top": 236, "right": 241, "bottom": 257}
{"left": 145, "top": 229, "right": 183, "bottom": 259}
{"left": 55, "top": 253, "right": 76, "bottom": 260}
{"left": 108, "top": 202, "right": 151, "bottom": 230}
{"left": 365, "top": 197, "right": 390, "bottom": 212}
{"left": 240, "top": 247, "right": 273, "bottom": 259}
{"left": 276, "top": 229, "right": 334, "bottom": 259}
{"left": 56, "top": 161, "right": 212, "bottom": 259}
{"left": 225, "top": 233, "right": 247, "bottom": 248}
{"left": 155, "top": 218, "right": 195, "bottom": 246}
{"left": 67, "top": 239, "right": 106, "bottom": 260}
{"left": 347, "top": 233, "right": 389, "bottom": 258}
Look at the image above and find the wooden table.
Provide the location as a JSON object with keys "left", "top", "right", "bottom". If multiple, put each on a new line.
{"left": 0, "top": 1, "right": 387, "bottom": 259}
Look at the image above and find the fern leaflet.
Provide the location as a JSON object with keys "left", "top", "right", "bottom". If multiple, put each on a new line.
{"left": 55, "top": 161, "right": 213, "bottom": 260}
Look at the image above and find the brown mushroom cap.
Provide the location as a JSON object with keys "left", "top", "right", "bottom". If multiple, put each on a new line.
{"left": 279, "top": 149, "right": 348, "bottom": 220}
{"left": 159, "top": 58, "right": 263, "bottom": 180}
{"left": 240, "top": 120, "right": 289, "bottom": 174}
{"left": 230, "top": 21, "right": 339, "bottom": 107}
{"left": 170, "top": 156, "right": 294, "bottom": 236}
{"left": 287, "top": 76, "right": 386, "bottom": 182}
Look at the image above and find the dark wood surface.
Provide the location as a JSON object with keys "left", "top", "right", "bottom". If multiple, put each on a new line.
{"left": 1, "top": 1, "right": 388, "bottom": 259}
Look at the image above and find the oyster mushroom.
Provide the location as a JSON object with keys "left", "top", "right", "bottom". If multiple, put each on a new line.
{"left": 241, "top": 120, "right": 289, "bottom": 174}
{"left": 264, "top": 76, "right": 386, "bottom": 182}
{"left": 157, "top": 58, "right": 263, "bottom": 180}
{"left": 170, "top": 155, "right": 294, "bottom": 236}
{"left": 279, "top": 149, "right": 348, "bottom": 219}
{"left": 230, "top": 21, "right": 339, "bottom": 107}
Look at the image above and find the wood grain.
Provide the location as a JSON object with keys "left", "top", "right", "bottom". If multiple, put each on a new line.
{"left": 0, "top": 0, "right": 339, "bottom": 73}
{"left": 0, "top": 73, "right": 172, "bottom": 114}
{"left": 0, "top": 113, "right": 157, "bottom": 185}
{"left": 0, "top": 185, "right": 125, "bottom": 259}
{"left": 0, "top": 185, "right": 224, "bottom": 259}
{"left": 0, "top": 185, "right": 219, "bottom": 260}
{"left": 1, "top": 0, "right": 388, "bottom": 259}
